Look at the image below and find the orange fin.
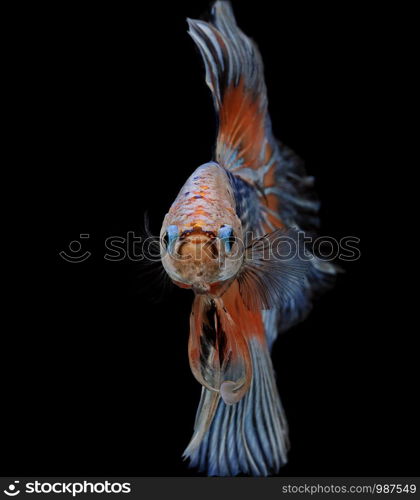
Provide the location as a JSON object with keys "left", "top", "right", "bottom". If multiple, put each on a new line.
{"left": 188, "top": 292, "right": 253, "bottom": 405}
{"left": 187, "top": 1, "right": 276, "bottom": 181}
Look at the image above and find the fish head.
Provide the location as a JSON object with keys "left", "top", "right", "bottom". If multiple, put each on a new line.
{"left": 160, "top": 217, "right": 243, "bottom": 294}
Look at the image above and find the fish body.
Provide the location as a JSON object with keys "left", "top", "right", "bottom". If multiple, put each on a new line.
{"left": 159, "top": 1, "right": 336, "bottom": 476}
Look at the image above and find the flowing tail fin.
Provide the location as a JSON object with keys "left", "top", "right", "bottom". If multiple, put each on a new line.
{"left": 184, "top": 281, "right": 289, "bottom": 476}
{"left": 184, "top": 337, "right": 289, "bottom": 476}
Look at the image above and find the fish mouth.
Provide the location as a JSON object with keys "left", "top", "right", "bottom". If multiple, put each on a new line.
{"left": 165, "top": 226, "right": 224, "bottom": 288}
{"left": 177, "top": 227, "right": 219, "bottom": 260}
{"left": 179, "top": 226, "right": 216, "bottom": 240}
{"left": 177, "top": 238, "right": 219, "bottom": 261}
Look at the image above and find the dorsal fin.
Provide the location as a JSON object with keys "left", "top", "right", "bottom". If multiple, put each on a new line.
{"left": 187, "top": 1, "right": 276, "bottom": 188}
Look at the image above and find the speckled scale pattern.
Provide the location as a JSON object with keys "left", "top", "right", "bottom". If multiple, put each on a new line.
{"left": 166, "top": 162, "right": 241, "bottom": 236}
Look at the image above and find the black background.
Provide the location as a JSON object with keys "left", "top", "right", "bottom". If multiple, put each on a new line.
{"left": 3, "top": 1, "right": 416, "bottom": 477}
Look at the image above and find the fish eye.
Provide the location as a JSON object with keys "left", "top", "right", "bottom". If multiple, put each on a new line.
{"left": 227, "top": 233, "right": 236, "bottom": 249}
{"left": 218, "top": 225, "right": 235, "bottom": 253}
{"left": 164, "top": 225, "right": 179, "bottom": 252}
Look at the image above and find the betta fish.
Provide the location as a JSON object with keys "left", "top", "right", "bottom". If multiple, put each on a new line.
{"left": 159, "top": 0, "right": 336, "bottom": 476}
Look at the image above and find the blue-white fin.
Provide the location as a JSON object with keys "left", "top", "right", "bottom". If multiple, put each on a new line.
{"left": 183, "top": 338, "right": 289, "bottom": 476}
{"left": 237, "top": 227, "right": 336, "bottom": 335}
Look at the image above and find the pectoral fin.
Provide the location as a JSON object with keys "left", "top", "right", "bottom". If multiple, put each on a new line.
{"left": 238, "top": 227, "right": 311, "bottom": 311}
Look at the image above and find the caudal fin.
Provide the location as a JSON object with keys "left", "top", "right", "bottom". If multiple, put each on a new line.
{"left": 184, "top": 337, "right": 289, "bottom": 476}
